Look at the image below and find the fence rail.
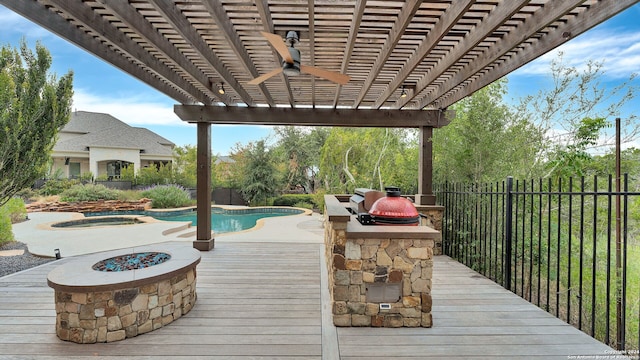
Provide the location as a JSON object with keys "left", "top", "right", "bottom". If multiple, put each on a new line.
{"left": 435, "top": 175, "right": 639, "bottom": 352}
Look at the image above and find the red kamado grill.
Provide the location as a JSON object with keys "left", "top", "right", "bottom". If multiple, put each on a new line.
{"left": 350, "top": 187, "right": 419, "bottom": 226}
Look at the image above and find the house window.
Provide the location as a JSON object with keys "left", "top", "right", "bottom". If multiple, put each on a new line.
{"left": 106, "top": 161, "right": 132, "bottom": 180}
{"left": 69, "top": 162, "right": 81, "bottom": 179}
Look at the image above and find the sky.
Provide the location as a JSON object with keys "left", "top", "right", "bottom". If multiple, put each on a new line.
{"left": 0, "top": 4, "right": 639, "bottom": 155}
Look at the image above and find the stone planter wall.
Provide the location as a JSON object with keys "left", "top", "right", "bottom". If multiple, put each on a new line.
{"left": 53, "top": 268, "right": 196, "bottom": 343}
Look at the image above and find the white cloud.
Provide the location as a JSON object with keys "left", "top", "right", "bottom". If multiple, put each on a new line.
{"left": 517, "top": 28, "right": 640, "bottom": 78}
{"left": 72, "top": 89, "right": 187, "bottom": 127}
{"left": 0, "top": 7, "right": 55, "bottom": 40}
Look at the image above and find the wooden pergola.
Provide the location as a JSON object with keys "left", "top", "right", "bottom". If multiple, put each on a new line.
{"left": 4, "top": 0, "right": 637, "bottom": 250}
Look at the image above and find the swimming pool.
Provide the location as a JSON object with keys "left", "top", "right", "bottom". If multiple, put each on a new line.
{"left": 85, "top": 207, "right": 305, "bottom": 234}
{"left": 155, "top": 207, "right": 304, "bottom": 233}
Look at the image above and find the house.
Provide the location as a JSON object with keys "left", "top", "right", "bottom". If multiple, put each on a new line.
{"left": 51, "top": 111, "right": 175, "bottom": 179}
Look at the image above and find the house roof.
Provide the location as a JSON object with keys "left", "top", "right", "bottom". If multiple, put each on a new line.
{"left": 2, "top": 0, "right": 636, "bottom": 114}
{"left": 214, "top": 155, "right": 236, "bottom": 165}
{"left": 53, "top": 111, "right": 175, "bottom": 157}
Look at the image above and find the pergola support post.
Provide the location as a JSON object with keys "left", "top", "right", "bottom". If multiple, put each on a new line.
{"left": 415, "top": 126, "right": 436, "bottom": 206}
{"left": 193, "top": 122, "right": 214, "bottom": 251}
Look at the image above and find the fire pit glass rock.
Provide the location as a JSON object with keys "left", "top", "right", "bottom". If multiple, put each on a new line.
{"left": 92, "top": 252, "right": 171, "bottom": 272}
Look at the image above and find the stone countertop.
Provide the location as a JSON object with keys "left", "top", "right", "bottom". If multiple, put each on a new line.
{"left": 345, "top": 216, "right": 440, "bottom": 240}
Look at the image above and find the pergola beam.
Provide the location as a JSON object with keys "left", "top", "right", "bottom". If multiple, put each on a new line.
{"left": 44, "top": 0, "right": 213, "bottom": 105}
{"left": 332, "top": 0, "right": 366, "bottom": 108}
{"left": 174, "top": 105, "right": 453, "bottom": 128}
{"left": 395, "top": 0, "right": 529, "bottom": 109}
{"left": 254, "top": 0, "right": 295, "bottom": 107}
{"left": 353, "top": 0, "right": 423, "bottom": 108}
{"left": 415, "top": 0, "right": 585, "bottom": 109}
{"left": 149, "top": 0, "right": 257, "bottom": 107}
{"left": 434, "top": 0, "right": 640, "bottom": 109}
{"left": 204, "top": 0, "right": 275, "bottom": 106}
{"left": 99, "top": 0, "right": 231, "bottom": 105}
{"left": 308, "top": 0, "right": 316, "bottom": 108}
{"left": 1, "top": 0, "right": 194, "bottom": 104}
{"left": 371, "top": 0, "right": 475, "bottom": 109}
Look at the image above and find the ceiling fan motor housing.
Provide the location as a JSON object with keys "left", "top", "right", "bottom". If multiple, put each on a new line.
{"left": 282, "top": 47, "right": 301, "bottom": 76}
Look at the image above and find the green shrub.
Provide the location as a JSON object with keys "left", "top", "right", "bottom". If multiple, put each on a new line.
{"left": 117, "top": 190, "right": 143, "bottom": 201}
{"left": 78, "top": 172, "right": 94, "bottom": 182}
{"left": 293, "top": 201, "right": 314, "bottom": 210}
{"left": 120, "top": 166, "right": 135, "bottom": 182}
{"left": 60, "top": 184, "right": 121, "bottom": 202}
{"left": 0, "top": 198, "right": 25, "bottom": 245}
{"left": 0, "top": 210, "right": 13, "bottom": 245}
{"left": 312, "top": 190, "right": 326, "bottom": 213}
{"left": 4, "top": 197, "right": 27, "bottom": 223}
{"left": 15, "top": 187, "right": 38, "bottom": 202}
{"left": 272, "top": 194, "right": 315, "bottom": 207}
{"left": 39, "top": 178, "right": 79, "bottom": 196}
{"left": 141, "top": 185, "right": 193, "bottom": 209}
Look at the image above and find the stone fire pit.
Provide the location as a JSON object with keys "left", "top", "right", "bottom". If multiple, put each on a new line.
{"left": 47, "top": 243, "right": 200, "bottom": 343}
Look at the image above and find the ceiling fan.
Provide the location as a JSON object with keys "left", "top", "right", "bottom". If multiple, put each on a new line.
{"left": 248, "top": 31, "right": 350, "bottom": 85}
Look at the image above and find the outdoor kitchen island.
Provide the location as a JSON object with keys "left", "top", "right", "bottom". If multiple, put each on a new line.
{"left": 324, "top": 194, "right": 440, "bottom": 328}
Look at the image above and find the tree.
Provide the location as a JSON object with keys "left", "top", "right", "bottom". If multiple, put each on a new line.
{"left": 433, "top": 79, "right": 545, "bottom": 183}
{"left": 517, "top": 53, "right": 638, "bottom": 178}
{"left": 237, "top": 140, "right": 278, "bottom": 205}
{"left": 544, "top": 117, "right": 609, "bottom": 180}
{"left": 172, "top": 145, "right": 198, "bottom": 188}
{"left": 0, "top": 40, "right": 74, "bottom": 207}
{"left": 318, "top": 127, "right": 418, "bottom": 194}
{"left": 271, "top": 126, "right": 330, "bottom": 193}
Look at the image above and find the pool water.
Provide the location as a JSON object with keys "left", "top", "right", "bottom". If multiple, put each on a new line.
{"left": 82, "top": 207, "right": 304, "bottom": 234}
{"left": 152, "top": 208, "right": 303, "bottom": 234}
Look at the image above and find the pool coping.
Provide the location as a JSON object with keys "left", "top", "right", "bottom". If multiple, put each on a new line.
{"left": 38, "top": 206, "right": 313, "bottom": 236}
{"left": 14, "top": 207, "right": 318, "bottom": 258}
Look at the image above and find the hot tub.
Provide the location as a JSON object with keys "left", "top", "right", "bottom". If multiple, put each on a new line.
{"left": 51, "top": 216, "right": 146, "bottom": 228}
{"left": 47, "top": 243, "right": 200, "bottom": 343}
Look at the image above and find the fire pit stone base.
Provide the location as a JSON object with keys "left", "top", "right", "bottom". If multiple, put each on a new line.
{"left": 48, "top": 244, "right": 200, "bottom": 343}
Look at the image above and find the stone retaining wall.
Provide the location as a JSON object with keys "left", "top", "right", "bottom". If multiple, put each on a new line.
{"left": 26, "top": 199, "right": 152, "bottom": 213}
{"left": 53, "top": 268, "right": 196, "bottom": 343}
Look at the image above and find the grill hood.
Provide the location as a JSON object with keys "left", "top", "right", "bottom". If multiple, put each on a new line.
{"left": 368, "top": 187, "right": 419, "bottom": 225}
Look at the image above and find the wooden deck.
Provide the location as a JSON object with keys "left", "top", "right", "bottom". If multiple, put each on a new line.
{"left": 0, "top": 240, "right": 617, "bottom": 359}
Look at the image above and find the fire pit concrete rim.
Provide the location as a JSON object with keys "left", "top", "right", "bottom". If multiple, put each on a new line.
{"left": 47, "top": 243, "right": 201, "bottom": 293}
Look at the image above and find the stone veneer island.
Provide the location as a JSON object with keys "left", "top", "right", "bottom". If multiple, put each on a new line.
{"left": 324, "top": 195, "right": 440, "bottom": 327}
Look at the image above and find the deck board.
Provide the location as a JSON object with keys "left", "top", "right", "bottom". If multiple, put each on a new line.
{"left": 0, "top": 238, "right": 620, "bottom": 359}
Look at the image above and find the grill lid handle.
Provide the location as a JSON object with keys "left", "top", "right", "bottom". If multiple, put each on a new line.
{"left": 384, "top": 186, "right": 401, "bottom": 197}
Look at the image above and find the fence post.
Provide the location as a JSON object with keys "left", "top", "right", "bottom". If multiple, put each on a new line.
{"left": 504, "top": 176, "right": 513, "bottom": 291}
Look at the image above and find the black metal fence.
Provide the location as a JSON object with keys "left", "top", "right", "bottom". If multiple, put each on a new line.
{"left": 435, "top": 175, "right": 640, "bottom": 352}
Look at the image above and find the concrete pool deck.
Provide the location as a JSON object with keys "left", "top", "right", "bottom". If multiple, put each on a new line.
{"left": 12, "top": 210, "right": 324, "bottom": 258}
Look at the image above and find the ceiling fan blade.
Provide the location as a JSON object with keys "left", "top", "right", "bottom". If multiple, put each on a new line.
{"left": 248, "top": 67, "right": 283, "bottom": 85}
{"left": 300, "top": 64, "right": 350, "bottom": 85}
{"left": 260, "top": 31, "right": 293, "bottom": 64}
